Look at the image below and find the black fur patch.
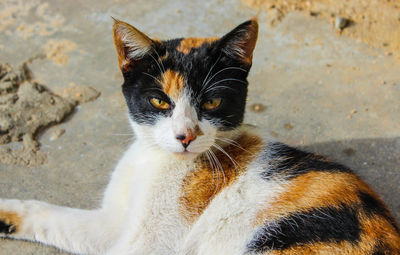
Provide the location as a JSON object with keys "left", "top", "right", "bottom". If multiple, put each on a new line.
{"left": 371, "top": 243, "right": 395, "bottom": 255}
{"left": 247, "top": 205, "right": 361, "bottom": 253}
{"left": 261, "top": 142, "right": 352, "bottom": 179}
{"left": 359, "top": 191, "right": 387, "bottom": 217}
{"left": 371, "top": 249, "right": 387, "bottom": 255}
{"left": 121, "top": 22, "right": 253, "bottom": 129}
{"left": 0, "top": 221, "right": 15, "bottom": 234}
{"left": 359, "top": 191, "right": 400, "bottom": 233}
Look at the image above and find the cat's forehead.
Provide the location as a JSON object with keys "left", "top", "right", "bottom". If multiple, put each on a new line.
{"left": 161, "top": 36, "right": 220, "bottom": 66}
{"left": 153, "top": 37, "right": 221, "bottom": 100}
{"left": 174, "top": 37, "right": 219, "bottom": 54}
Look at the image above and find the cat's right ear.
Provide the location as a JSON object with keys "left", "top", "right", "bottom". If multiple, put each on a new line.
{"left": 218, "top": 18, "right": 258, "bottom": 65}
{"left": 112, "top": 18, "right": 154, "bottom": 72}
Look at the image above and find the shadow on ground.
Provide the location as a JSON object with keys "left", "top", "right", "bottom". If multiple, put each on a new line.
{"left": 301, "top": 137, "right": 400, "bottom": 223}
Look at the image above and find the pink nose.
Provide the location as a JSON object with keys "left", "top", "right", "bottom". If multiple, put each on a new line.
{"left": 176, "top": 133, "right": 197, "bottom": 148}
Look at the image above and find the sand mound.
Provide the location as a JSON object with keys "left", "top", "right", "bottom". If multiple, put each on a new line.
{"left": 0, "top": 63, "right": 100, "bottom": 166}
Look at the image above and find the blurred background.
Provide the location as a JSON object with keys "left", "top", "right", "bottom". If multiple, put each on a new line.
{"left": 0, "top": 0, "right": 399, "bottom": 253}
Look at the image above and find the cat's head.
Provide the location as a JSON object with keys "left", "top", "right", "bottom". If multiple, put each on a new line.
{"left": 113, "top": 18, "right": 258, "bottom": 158}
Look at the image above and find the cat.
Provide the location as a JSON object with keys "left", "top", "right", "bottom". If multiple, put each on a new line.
{"left": 1, "top": 18, "right": 399, "bottom": 255}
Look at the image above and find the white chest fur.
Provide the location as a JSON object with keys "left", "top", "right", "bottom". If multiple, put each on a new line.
{"left": 102, "top": 140, "right": 194, "bottom": 254}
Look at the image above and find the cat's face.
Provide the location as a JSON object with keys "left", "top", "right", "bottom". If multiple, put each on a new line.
{"left": 113, "top": 19, "right": 258, "bottom": 158}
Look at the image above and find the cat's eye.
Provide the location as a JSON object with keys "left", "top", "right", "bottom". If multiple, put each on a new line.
{"left": 202, "top": 98, "right": 222, "bottom": 110}
{"left": 150, "top": 98, "right": 170, "bottom": 110}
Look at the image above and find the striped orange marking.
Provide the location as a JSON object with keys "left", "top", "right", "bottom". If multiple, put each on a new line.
{"left": 179, "top": 133, "right": 263, "bottom": 223}
{"left": 176, "top": 37, "right": 219, "bottom": 54}
{"left": 255, "top": 172, "right": 375, "bottom": 225}
{"left": 161, "top": 70, "right": 185, "bottom": 100}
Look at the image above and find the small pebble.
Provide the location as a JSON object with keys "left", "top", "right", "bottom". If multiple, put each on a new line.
{"left": 284, "top": 123, "right": 293, "bottom": 130}
{"left": 270, "top": 131, "right": 279, "bottom": 138}
{"left": 250, "top": 103, "right": 266, "bottom": 113}
{"left": 347, "top": 109, "right": 357, "bottom": 119}
{"left": 335, "top": 17, "right": 348, "bottom": 30}
{"left": 380, "top": 80, "right": 386, "bottom": 85}
{"left": 343, "top": 148, "right": 356, "bottom": 156}
{"left": 50, "top": 128, "right": 65, "bottom": 141}
{"left": 384, "top": 51, "right": 393, "bottom": 56}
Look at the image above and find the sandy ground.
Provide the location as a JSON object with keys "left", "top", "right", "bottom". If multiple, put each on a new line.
{"left": 0, "top": 0, "right": 399, "bottom": 254}
{"left": 243, "top": 0, "right": 400, "bottom": 55}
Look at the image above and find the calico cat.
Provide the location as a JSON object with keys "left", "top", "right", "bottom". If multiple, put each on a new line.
{"left": 0, "top": 18, "right": 399, "bottom": 255}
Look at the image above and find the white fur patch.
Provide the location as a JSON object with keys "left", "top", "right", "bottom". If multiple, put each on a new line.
{"left": 150, "top": 90, "right": 216, "bottom": 156}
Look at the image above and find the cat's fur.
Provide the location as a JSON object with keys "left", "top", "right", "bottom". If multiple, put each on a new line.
{"left": 1, "top": 18, "right": 399, "bottom": 255}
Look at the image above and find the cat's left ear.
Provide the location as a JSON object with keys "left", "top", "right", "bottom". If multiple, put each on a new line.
{"left": 112, "top": 18, "right": 155, "bottom": 72}
{"left": 218, "top": 19, "right": 259, "bottom": 65}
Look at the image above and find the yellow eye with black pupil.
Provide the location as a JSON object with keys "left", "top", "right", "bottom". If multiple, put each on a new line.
{"left": 203, "top": 98, "right": 221, "bottom": 110}
{"left": 150, "top": 98, "right": 170, "bottom": 110}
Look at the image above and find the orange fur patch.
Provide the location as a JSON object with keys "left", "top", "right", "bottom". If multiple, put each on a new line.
{"left": 255, "top": 172, "right": 375, "bottom": 225}
{"left": 359, "top": 213, "right": 400, "bottom": 253}
{"left": 266, "top": 241, "right": 366, "bottom": 255}
{"left": 193, "top": 125, "right": 204, "bottom": 136}
{"left": 158, "top": 51, "right": 168, "bottom": 62}
{"left": 179, "top": 133, "right": 263, "bottom": 223}
{"left": 176, "top": 37, "right": 219, "bottom": 54}
{"left": 161, "top": 70, "right": 185, "bottom": 100}
{"left": 0, "top": 211, "right": 21, "bottom": 233}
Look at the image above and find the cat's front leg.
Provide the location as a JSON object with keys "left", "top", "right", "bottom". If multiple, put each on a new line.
{"left": 0, "top": 198, "right": 121, "bottom": 254}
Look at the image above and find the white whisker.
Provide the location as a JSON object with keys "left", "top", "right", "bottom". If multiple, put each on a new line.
{"left": 202, "top": 54, "right": 222, "bottom": 87}
{"left": 142, "top": 72, "right": 163, "bottom": 85}
{"left": 208, "top": 149, "right": 226, "bottom": 185}
{"left": 204, "top": 66, "right": 247, "bottom": 88}
{"left": 212, "top": 143, "right": 240, "bottom": 175}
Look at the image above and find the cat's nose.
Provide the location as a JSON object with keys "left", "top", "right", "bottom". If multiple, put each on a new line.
{"left": 176, "top": 133, "right": 197, "bottom": 148}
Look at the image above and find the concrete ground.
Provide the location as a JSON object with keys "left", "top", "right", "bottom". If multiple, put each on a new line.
{"left": 0, "top": 0, "right": 399, "bottom": 254}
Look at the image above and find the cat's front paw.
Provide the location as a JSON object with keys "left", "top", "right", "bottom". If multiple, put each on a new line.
{"left": 0, "top": 211, "right": 21, "bottom": 236}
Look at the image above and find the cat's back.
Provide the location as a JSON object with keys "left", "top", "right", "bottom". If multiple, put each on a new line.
{"left": 249, "top": 142, "right": 400, "bottom": 254}
{"left": 180, "top": 130, "right": 400, "bottom": 254}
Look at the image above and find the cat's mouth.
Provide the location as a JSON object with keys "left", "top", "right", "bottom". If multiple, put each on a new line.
{"left": 173, "top": 150, "right": 199, "bottom": 160}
